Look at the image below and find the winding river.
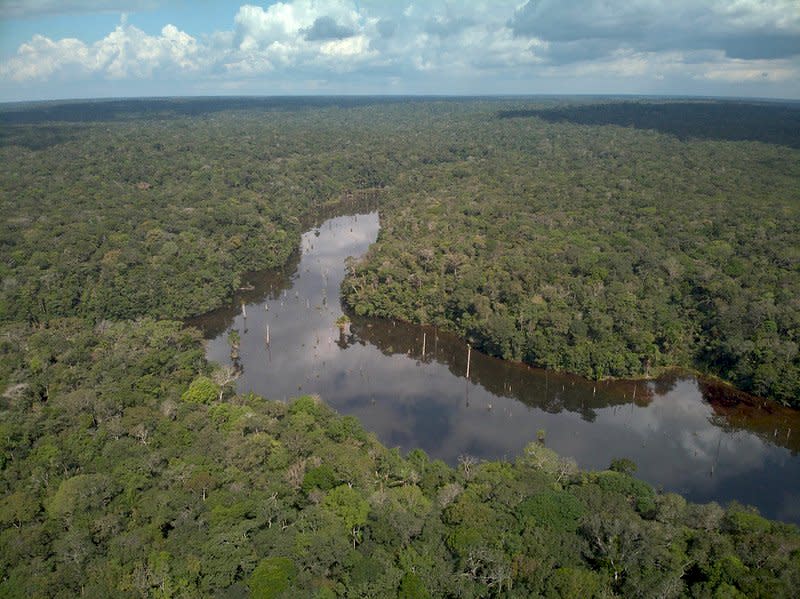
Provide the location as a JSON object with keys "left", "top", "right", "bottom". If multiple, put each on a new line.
{"left": 190, "top": 212, "right": 800, "bottom": 524}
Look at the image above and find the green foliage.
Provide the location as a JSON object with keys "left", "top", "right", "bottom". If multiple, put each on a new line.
{"left": 47, "top": 474, "right": 116, "bottom": 520}
{"left": 519, "top": 442, "right": 578, "bottom": 483}
{"left": 609, "top": 458, "right": 637, "bottom": 475}
{"left": 595, "top": 471, "right": 657, "bottom": 516}
{"left": 1, "top": 98, "right": 799, "bottom": 598}
{"left": 289, "top": 395, "right": 327, "bottom": 419}
{"left": 337, "top": 100, "right": 800, "bottom": 406}
{"left": 0, "top": 490, "right": 39, "bottom": 527}
{"left": 227, "top": 330, "right": 241, "bottom": 350}
{"left": 1, "top": 102, "right": 392, "bottom": 324}
{"left": 181, "top": 375, "right": 219, "bottom": 404}
{"left": 208, "top": 403, "right": 250, "bottom": 430}
{"left": 0, "top": 320, "right": 797, "bottom": 599}
{"left": 516, "top": 489, "right": 586, "bottom": 532}
{"left": 370, "top": 485, "right": 433, "bottom": 548}
{"left": 323, "top": 485, "right": 369, "bottom": 533}
{"left": 302, "top": 465, "right": 338, "bottom": 493}
{"left": 398, "top": 572, "right": 431, "bottom": 599}
{"left": 4, "top": 98, "right": 797, "bottom": 404}
{"left": 248, "top": 557, "right": 297, "bottom": 599}
{"left": 544, "top": 567, "right": 607, "bottom": 599}
{"left": 723, "top": 506, "right": 772, "bottom": 535}
{"left": 325, "top": 415, "right": 367, "bottom": 443}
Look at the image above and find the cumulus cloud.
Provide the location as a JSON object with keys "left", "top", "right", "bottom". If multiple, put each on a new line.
{"left": 303, "top": 16, "right": 355, "bottom": 41}
{"left": 375, "top": 19, "right": 397, "bottom": 39}
{"left": 233, "top": 1, "right": 361, "bottom": 49}
{"left": 1, "top": 35, "right": 90, "bottom": 81}
{"left": 510, "top": 0, "right": 800, "bottom": 62}
{"left": 1, "top": 0, "right": 798, "bottom": 97}
{"left": 223, "top": 1, "right": 372, "bottom": 75}
{"left": 319, "top": 35, "right": 368, "bottom": 58}
{"left": 1, "top": 21, "right": 201, "bottom": 81}
{"left": 424, "top": 16, "right": 475, "bottom": 38}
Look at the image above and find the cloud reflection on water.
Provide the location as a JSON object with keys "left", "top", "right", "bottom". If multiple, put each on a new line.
{"left": 197, "top": 212, "right": 800, "bottom": 523}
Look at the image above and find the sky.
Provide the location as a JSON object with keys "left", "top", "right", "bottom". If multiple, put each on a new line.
{"left": 1, "top": 0, "right": 799, "bottom": 102}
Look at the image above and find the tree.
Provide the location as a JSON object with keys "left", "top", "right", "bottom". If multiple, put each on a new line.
{"left": 211, "top": 365, "right": 240, "bottom": 401}
{"left": 609, "top": 457, "right": 637, "bottom": 475}
{"left": 0, "top": 490, "right": 39, "bottom": 528}
{"left": 227, "top": 329, "right": 241, "bottom": 361}
{"left": 581, "top": 513, "right": 644, "bottom": 586}
{"left": 181, "top": 375, "right": 219, "bottom": 404}
{"left": 398, "top": 572, "right": 432, "bottom": 599}
{"left": 46, "top": 474, "right": 116, "bottom": 523}
{"left": 248, "top": 557, "right": 297, "bottom": 599}
{"left": 322, "top": 485, "right": 369, "bottom": 548}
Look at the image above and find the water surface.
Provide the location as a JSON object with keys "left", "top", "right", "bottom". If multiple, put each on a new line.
{"left": 190, "top": 212, "right": 800, "bottom": 524}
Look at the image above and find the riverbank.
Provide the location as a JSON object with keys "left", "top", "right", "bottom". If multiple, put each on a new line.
{"left": 191, "top": 212, "right": 800, "bottom": 523}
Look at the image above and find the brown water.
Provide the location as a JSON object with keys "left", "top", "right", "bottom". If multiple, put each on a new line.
{"left": 190, "top": 212, "right": 800, "bottom": 524}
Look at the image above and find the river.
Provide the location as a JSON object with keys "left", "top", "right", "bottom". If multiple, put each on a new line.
{"left": 189, "top": 212, "right": 800, "bottom": 524}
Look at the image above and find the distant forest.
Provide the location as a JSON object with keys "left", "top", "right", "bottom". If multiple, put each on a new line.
{"left": 1, "top": 97, "right": 799, "bottom": 597}
{"left": 2, "top": 97, "right": 798, "bottom": 405}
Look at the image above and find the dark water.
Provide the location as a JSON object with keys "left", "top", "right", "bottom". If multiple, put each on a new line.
{"left": 190, "top": 212, "right": 800, "bottom": 524}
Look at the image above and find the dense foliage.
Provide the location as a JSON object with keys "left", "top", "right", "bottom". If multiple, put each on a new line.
{"left": 1, "top": 97, "right": 799, "bottom": 596}
{"left": 0, "top": 104, "right": 394, "bottom": 322}
{"left": 498, "top": 100, "right": 800, "bottom": 148}
{"left": 1, "top": 319, "right": 798, "bottom": 597}
{"left": 341, "top": 101, "right": 800, "bottom": 406}
{"left": 3, "top": 98, "right": 798, "bottom": 404}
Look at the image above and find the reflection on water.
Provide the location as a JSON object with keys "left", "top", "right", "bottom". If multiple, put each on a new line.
{"left": 190, "top": 212, "right": 800, "bottom": 524}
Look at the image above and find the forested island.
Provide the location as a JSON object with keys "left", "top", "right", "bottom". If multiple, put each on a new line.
{"left": 2, "top": 97, "right": 800, "bottom": 597}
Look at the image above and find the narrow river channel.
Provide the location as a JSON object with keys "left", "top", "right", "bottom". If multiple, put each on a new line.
{"left": 190, "top": 212, "right": 800, "bottom": 524}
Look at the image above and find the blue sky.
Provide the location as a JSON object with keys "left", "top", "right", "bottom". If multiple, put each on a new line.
{"left": 1, "top": 1, "right": 798, "bottom": 101}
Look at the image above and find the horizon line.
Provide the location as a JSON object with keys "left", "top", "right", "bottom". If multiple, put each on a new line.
{"left": 3, "top": 92, "right": 800, "bottom": 108}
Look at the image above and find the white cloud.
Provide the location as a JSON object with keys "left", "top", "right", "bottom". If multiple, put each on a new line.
{"left": 233, "top": 1, "right": 361, "bottom": 49}
{"left": 319, "top": 34, "right": 370, "bottom": 58}
{"left": 510, "top": 0, "right": 800, "bottom": 61}
{"left": 1, "top": 35, "right": 89, "bottom": 81}
{"left": 1, "top": 22, "right": 201, "bottom": 81}
{"left": 1, "top": 0, "right": 798, "bottom": 98}
{"left": 223, "top": 1, "right": 369, "bottom": 74}
{"left": 96, "top": 23, "right": 201, "bottom": 78}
